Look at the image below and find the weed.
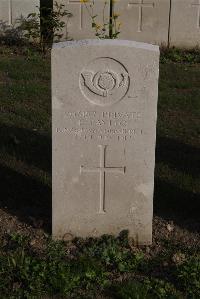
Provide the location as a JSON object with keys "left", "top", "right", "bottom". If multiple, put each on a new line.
{"left": 19, "top": 2, "right": 72, "bottom": 53}
{"left": 145, "top": 278, "right": 182, "bottom": 299}
{"left": 160, "top": 47, "right": 200, "bottom": 64}
{"left": 0, "top": 248, "right": 46, "bottom": 297}
{"left": 75, "top": 232, "right": 144, "bottom": 273}
{"left": 110, "top": 280, "right": 152, "bottom": 299}
{"left": 109, "top": 279, "right": 182, "bottom": 299}
{"left": 176, "top": 256, "right": 200, "bottom": 298}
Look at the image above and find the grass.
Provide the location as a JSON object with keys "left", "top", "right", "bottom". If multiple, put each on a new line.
{"left": 0, "top": 46, "right": 199, "bottom": 298}
{"left": 155, "top": 55, "right": 200, "bottom": 229}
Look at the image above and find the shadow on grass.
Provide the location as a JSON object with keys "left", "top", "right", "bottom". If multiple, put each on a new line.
{"left": 154, "top": 136, "right": 200, "bottom": 232}
{"left": 0, "top": 123, "right": 51, "bottom": 172}
{"left": 154, "top": 178, "right": 200, "bottom": 232}
{"left": 0, "top": 163, "right": 51, "bottom": 233}
{"left": 156, "top": 136, "right": 200, "bottom": 177}
{"left": 0, "top": 124, "right": 51, "bottom": 233}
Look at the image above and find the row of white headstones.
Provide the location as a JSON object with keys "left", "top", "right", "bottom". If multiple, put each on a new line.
{"left": 3, "top": 0, "right": 200, "bottom": 31}
{"left": 68, "top": 0, "right": 200, "bottom": 31}
{"left": 2, "top": 0, "right": 200, "bottom": 48}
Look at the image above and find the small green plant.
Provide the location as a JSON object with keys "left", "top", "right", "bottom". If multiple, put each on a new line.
{"left": 9, "top": 232, "right": 29, "bottom": 247}
{"left": 160, "top": 47, "right": 200, "bottom": 64}
{"left": 19, "top": 2, "right": 72, "bottom": 53}
{"left": 0, "top": 20, "right": 25, "bottom": 46}
{"left": 110, "top": 279, "right": 182, "bottom": 299}
{"left": 145, "top": 278, "right": 181, "bottom": 299}
{"left": 75, "top": 231, "right": 144, "bottom": 273}
{"left": 176, "top": 256, "right": 200, "bottom": 298}
{"left": 80, "top": 0, "right": 121, "bottom": 39}
{"left": 110, "top": 280, "right": 152, "bottom": 299}
{"left": 0, "top": 247, "right": 46, "bottom": 297}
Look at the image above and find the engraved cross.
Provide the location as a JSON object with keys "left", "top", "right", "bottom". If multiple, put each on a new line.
{"left": 80, "top": 145, "right": 125, "bottom": 214}
{"left": 128, "top": 0, "right": 155, "bottom": 32}
{"left": 191, "top": 0, "right": 200, "bottom": 28}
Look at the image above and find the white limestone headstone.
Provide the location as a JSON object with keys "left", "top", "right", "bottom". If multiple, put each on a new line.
{"left": 114, "top": 0, "right": 170, "bottom": 46}
{"left": 0, "top": 0, "right": 39, "bottom": 26}
{"left": 52, "top": 39, "right": 159, "bottom": 245}
{"left": 169, "top": 0, "right": 200, "bottom": 48}
{"left": 55, "top": 0, "right": 110, "bottom": 40}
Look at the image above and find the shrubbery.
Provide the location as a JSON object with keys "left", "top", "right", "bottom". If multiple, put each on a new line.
{"left": 0, "top": 2, "right": 72, "bottom": 53}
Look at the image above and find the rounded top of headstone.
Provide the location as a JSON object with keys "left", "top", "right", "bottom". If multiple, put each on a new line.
{"left": 52, "top": 39, "right": 160, "bottom": 52}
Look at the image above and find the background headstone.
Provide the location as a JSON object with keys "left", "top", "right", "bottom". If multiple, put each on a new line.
{"left": 114, "top": 0, "right": 170, "bottom": 46}
{"left": 0, "top": 0, "right": 39, "bottom": 26}
{"left": 52, "top": 39, "right": 159, "bottom": 245}
{"left": 54, "top": 0, "right": 200, "bottom": 48}
{"left": 169, "top": 0, "right": 200, "bottom": 48}
{"left": 55, "top": 0, "right": 110, "bottom": 40}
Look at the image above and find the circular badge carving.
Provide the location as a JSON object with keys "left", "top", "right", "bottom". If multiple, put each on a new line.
{"left": 80, "top": 57, "right": 130, "bottom": 106}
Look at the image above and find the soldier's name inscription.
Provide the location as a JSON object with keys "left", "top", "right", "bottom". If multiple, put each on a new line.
{"left": 56, "top": 110, "right": 142, "bottom": 141}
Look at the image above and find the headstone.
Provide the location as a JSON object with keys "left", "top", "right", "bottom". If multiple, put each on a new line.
{"left": 113, "top": 0, "right": 170, "bottom": 46}
{"left": 169, "top": 0, "right": 200, "bottom": 48}
{"left": 52, "top": 39, "right": 159, "bottom": 245}
{"left": 0, "top": 0, "right": 39, "bottom": 26}
{"left": 55, "top": 0, "right": 110, "bottom": 40}
{"left": 55, "top": 0, "right": 200, "bottom": 47}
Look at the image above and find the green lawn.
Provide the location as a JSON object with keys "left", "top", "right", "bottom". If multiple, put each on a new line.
{"left": 0, "top": 47, "right": 199, "bottom": 298}
{"left": 155, "top": 62, "right": 200, "bottom": 228}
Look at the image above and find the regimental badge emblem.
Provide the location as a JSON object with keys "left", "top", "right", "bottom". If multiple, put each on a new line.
{"left": 80, "top": 57, "right": 130, "bottom": 106}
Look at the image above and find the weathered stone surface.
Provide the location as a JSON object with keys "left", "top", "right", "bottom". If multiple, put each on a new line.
{"left": 113, "top": 0, "right": 170, "bottom": 46}
{"left": 52, "top": 39, "right": 159, "bottom": 245}
{"left": 0, "top": 0, "right": 39, "bottom": 26}
{"left": 55, "top": 0, "right": 110, "bottom": 40}
{"left": 54, "top": 0, "right": 200, "bottom": 47}
{"left": 169, "top": 0, "right": 200, "bottom": 48}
